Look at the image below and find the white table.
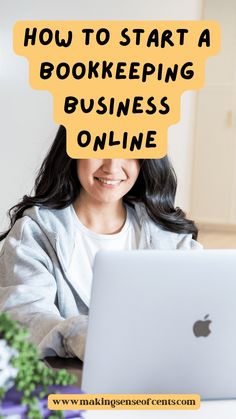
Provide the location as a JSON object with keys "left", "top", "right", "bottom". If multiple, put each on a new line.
{"left": 82, "top": 400, "right": 236, "bottom": 419}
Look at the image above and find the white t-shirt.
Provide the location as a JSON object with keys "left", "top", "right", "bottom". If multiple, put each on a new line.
{"left": 68, "top": 204, "right": 141, "bottom": 307}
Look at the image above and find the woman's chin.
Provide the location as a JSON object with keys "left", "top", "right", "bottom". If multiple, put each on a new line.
{"left": 92, "top": 190, "right": 123, "bottom": 205}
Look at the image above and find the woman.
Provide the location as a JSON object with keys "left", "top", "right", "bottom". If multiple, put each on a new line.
{"left": 0, "top": 126, "right": 202, "bottom": 361}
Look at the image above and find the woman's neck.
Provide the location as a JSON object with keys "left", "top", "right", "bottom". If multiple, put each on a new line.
{"left": 73, "top": 192, "right": 127, "bottom": 234}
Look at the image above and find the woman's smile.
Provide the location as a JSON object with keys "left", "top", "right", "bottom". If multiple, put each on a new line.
{"left": 94, "top": 176, "right": 124, "bottom": 187}
{"left": 76, "top": 159, "right": 140, "bottom": 204}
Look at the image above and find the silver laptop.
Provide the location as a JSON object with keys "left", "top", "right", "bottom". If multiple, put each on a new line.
{"left": 82, "top": 249, "right": 236, "bottom": 400}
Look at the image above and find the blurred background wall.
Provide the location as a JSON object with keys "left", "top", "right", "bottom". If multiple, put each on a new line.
{"left": 189, "top": 0, "right": 236, "bottom": 248}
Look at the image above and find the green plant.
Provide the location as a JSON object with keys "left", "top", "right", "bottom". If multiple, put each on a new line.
{"left": 0, "top": 312, "right": 77, "bottom": 419}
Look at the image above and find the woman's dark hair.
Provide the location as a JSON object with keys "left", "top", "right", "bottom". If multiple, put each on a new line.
{"left": 0, "top": 125, "right": 198, "bottom": 241}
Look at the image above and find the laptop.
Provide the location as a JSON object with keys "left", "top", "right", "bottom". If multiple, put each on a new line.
{"left": 81, "top": 249, "right": 236, "bottom": 399}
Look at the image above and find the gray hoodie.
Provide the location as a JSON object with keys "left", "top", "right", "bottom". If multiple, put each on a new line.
{"left": 0, "top": 202, "right": 202, "bottom": 360}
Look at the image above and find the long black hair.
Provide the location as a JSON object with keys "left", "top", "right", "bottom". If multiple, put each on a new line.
{"left": 0, "top": 125, "right": 198, "bottom": 241}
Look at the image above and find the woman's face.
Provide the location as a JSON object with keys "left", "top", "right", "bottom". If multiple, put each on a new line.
{"left": 77, "top": 159, "right": 140, "bottom": 204}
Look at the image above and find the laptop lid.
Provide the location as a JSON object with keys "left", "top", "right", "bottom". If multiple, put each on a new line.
{"left": 82, "top": 249, "right": 236, "bottom": 399}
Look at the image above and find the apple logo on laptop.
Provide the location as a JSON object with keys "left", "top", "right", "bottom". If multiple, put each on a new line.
{"left": 193, "top": 314, "right": 212, "bottom": 337}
